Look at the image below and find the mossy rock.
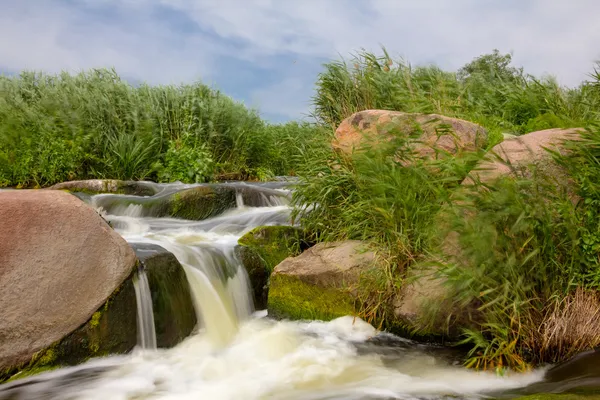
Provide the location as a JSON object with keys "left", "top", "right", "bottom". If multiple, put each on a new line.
{"left": 48, "top": 180, "right": 158, "bottom": 196}
{"left": 266, "top": 241, "right": 375, "bottom": 321}
{"left": 235, "top": 225, "right": 310, "bottom": 309}
{"left": 162, "top": 186, "right": 237, "bottom": 220}
{"left": 267, "top": 274, "right": 356, "bottom": 321}
{"left": 92, "top": 186, "right": 238, "bottom": 221}
{"left": 0, "top": 270, "right": 138, "bottom": 383}
{"left": 132, "top": 243, "right": 197, "bottom": 347}
{"left": 1, "top": 244, "right": 197, "bottom": 383}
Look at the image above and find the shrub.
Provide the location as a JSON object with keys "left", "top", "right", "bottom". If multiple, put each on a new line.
{"left": 0, "top": 69, "right": 323, "bottom": 187}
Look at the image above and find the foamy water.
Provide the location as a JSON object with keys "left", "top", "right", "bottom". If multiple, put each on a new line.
{"left": 0, "top": 183, "right": 548, "bottom": 400}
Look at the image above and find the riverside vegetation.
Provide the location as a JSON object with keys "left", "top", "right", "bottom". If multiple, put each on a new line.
{"left": 3, "top": 49, "right": 600, "bottom": 374}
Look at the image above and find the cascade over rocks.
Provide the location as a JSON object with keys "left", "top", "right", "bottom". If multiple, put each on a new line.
{"left": 0, "top": 190, "right": 137, "bottom": 375}
{"left": 131, "top": 243, "right": 197, "bottom": 348}
{"left": 91, "top": 184, "right": 290, "bottom": 221}
{"left": 267, "top": 240, "right": 376, "bottom": 321}
{"left": 333, "top": 110, "right": 488, "bottom": 158}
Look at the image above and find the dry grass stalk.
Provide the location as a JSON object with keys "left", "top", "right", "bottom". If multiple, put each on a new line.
{"left": 532, "top": 287, "right": 600, "bottom": 363}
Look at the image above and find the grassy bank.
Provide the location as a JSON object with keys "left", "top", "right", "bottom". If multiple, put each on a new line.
{"left": 292, "top": 49, "right": 600, "bottom": 370}
{"left": 0, "top": 69, "right": 327, "bottom": 187}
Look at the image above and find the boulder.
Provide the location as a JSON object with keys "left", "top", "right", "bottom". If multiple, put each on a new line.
{"left": 465, "top": 128, "right": 583, "bottom": 185}
{"left": 333, "top": 110, "right": 487, "bottom": 158}
{"left": 48, "top": 179, "right": 159, "bottom": 196}
{"left": 267, "top": 241, "right": 375, "bottom": 321}
{"left": 235, "top": 226, "right": 310, "bottom": 309}
{"left": 0, "top": 190, "right": 137, "bottom": 376}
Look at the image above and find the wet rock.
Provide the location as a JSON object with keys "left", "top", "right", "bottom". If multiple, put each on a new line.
{"left": 267, "top": 241, "right": 375, "bottom": 321}
{"left": 541, "top": 348, "right": 600, "bottom": 392}
{"left": 131, "top": 243, "right": 197, "bottom": 348}
{"left": 235, "top": 226, "right": 310, "bottom": 309}
{"left": 233, "top": 185, "right": 291, "bottom": 207}
{"left": 2, "top": 244, "right": 198, "bottom": 383}
{"left": 0, "top": 190, "right": 137, "bottom": 379}
{"left": 92, "top": 184, "right": 291, "bottom": 221}
{"left": 160, "top": 186, "right": 238, "bottom": 220}
{"left": 333, "top": 110, "right": 488, "bottom": 158}
{"left": 48, "top": 179, "right": 159, "bottom": 196}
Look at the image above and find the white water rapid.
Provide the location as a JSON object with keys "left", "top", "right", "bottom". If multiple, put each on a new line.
{"left": 0, "top": 182, "right": 549, "bottom": 400}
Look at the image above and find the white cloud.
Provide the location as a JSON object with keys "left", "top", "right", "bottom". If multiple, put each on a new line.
{"left": 1, "top": 0, "right": 599, "bottom": 119}
{"left": 0, "top": 1, "right": 216, "bottom": 84}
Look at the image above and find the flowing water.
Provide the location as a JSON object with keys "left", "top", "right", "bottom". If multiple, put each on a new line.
{"left": 133, "top": 269, "right": 158, "bottom": 350}
{"left": 0, "top": 182, "right": 594, "bottom": 399}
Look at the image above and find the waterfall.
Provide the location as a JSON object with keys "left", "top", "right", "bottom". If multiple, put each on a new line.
{"left": 132, "top": 268, "right": 157, "bottom": 350}
{"left": 0, "top": 181, "right": 552, "bottom": 400}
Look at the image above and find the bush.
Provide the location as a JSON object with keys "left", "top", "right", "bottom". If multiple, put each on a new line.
{"left": 0, "top": 69, "right": 323, "bottom": 187}
{"left": 419, "top": 124, "right": 600, "bottom": 371}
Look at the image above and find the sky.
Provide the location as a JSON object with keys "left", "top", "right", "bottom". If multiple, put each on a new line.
{"left": 1, "top": 1, "right": 599, "bottom": 122}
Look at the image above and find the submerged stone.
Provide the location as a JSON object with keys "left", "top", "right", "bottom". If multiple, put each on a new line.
{"left": 235, "top": 225, "right": 310, "bottom": 309}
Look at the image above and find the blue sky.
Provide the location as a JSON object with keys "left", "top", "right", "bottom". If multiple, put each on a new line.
{"left": 1, "top": 1, "right": 599, "bottom": 122}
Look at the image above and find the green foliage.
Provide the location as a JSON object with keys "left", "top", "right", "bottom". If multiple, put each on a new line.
{"left": 559, "top": 123, "right": 600, "bottom": 273}
{"left": 159, "top": 139, "right": 214, "bottom": 183}
{"left": 292, "top": 126, "right": 478, "bottom": 264}
{"left": 291, "top": 120, "right": 485, "bottom": 332}
{"left": 431, "top": 173, "right": 585, "bottom": 370}
{"left": 312, "top": 48, "right": 599, "bottom": 135}
{"left": 0, "top": 69, "right": 323, "bottom": 187}
{"left": 298, "top": 52, "right": 600, "bottom": 370}
{"left": 421, "top": 124, "right": 600, "bottom": 370}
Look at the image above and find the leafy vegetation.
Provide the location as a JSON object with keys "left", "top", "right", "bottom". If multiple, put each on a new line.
{"left": 5, "top": 46, "right": 600, "bottom": 372}
{"left": 313, "top": 48, "right": 599, "bottom": 146}
{"left": 294, "top": 48, "right": 600, "bottom": 370}
{"left": 0, "top": 69, "right": 326, "bottom": 187}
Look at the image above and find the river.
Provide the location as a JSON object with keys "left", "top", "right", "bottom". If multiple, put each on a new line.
{"left": 0, "top": 182, "right": 581, "bottom": 399}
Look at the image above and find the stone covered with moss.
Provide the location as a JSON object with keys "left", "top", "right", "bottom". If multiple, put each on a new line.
{"left": 132, "top": 243, "right": 197, "bottom": 348}
{"left": 1, "top": 244, "right": 197, "bottom": 383}
{"left": 235, "top": 225, "right": 309, "bottom": 309}
{"left": 164, "top": 186, "right": 237, "bottom": 220}
{"left": 267, "top": 274, "right": 355, "bottom": 321}
{"left": 267, "top": 240, "right": 375, "bottom": 322}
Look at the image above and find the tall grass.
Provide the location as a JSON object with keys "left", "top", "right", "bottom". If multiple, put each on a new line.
{"left": 291, "top": 122, "right": 484, "bottom": 330}
{"left": 296, "top": 50, "right": 600, "bottom": 369}
{"left": 0, "top": 69, "right": 325, "bottom": 187}
{"left": 312, "top": 49, "right": 600, "bottom": 140}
